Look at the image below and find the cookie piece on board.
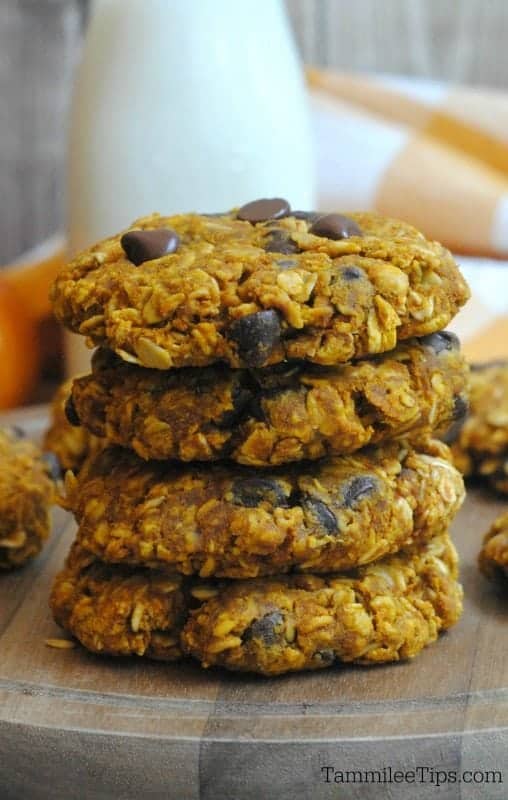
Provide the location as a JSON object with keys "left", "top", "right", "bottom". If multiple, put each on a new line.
{"left": 0, "top": 426, "right": 55, "bottom": 569}
{"left": 450, "top": 361, "right": 508, "bottom": 495}
{"left": 478, "top": 511, "right": 508, "bottom": 584}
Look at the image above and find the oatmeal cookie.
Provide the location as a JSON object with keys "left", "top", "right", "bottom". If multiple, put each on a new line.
{"left": 478, "top": 511, "right": 508, "bottom": 584}
{"left": 50, "top": 204, "right": 470, "bottom": 370}
{"left": 65, "top": 438, "right": 464, "bottom": 578}
{"left": 0, "top": 426, "right": 55, "bottom": 569}
{"left": 43, "top": 378, "right": 104, "bottom": 473}
{"left": 450, "top": 361, "right": 508, "bottom": 494}
{"left": 182, "top": 533, "right": 462, "bottom": 675}
{"left": 50, "top": 542, "right": 187, "bottom": 659}
{"left": 69, "top": 332, "right": 468, "bottom": 466}
{"left": 50, "top": 534, "right": 462, "bottom": 674}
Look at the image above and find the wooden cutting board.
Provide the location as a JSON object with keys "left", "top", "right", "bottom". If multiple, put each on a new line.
{"left": 0, "top": 406, "right": 507, "bottom": 800}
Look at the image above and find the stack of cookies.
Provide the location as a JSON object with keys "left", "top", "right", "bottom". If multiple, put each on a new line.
{"left": 49, "top": 200, "right": 470, "bottom": 676}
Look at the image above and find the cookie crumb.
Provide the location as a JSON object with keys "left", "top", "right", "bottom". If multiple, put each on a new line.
{"left": 45, "top": 637, "right": 76, "bottom": 649}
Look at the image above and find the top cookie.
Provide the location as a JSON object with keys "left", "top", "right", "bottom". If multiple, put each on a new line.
{"left": 51, "top": 202, "right": 470, "bottom": 369}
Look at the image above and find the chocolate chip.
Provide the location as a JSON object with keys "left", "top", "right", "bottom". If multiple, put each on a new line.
{"left": 243, "top": 611, "right": 284, "bottom": 645}
{"left": 452, "top": 394, "right": 469, "bottom": 421}
{"left": 232, "top": 477, "right": 289, "bottom": 508}
{"left": 250, "top": 362, "right": 303, "bottom": 391}
{"left": 341, "top": 266, "right": 363, "bottom": 281}
{"left": 229, "top": 310, "right": 281, "bottom": 367}
{"left": 5, "top": 425, "right": 26, "bottom": 439}
{"left": 441, "top": 419, "right": 463, "bottom": 445}
{"left": 92, "top": 348, "right": 120, "bottom": 372}
{"left": 420, "top": 331, "right": 460, "bottom": 354}
{"left": 237, "top": 198, "right": 290, "bottom": 223}
{"left": 121, "top": 228, "right": 180, "bottom": 265}
{"left": 301, "top": 495, "right": 338, "bottom": 534}
{"left": 313, "top": 649, "right": 335, "bottom": 665}
{"left": 264, "top": 230, "right": 299, "bottom": 254}
{"left": 215, "top": 383, "right": 253, "bottom": 428}
{"left": 309, "top": 214, "right": 362, "bottom": 240}
{"left": 292, "top": 211, "right": 322, "bottom": 222}
{"left": 41, "top": 451, "right": 62, "bottom": 481}
{"left": 64, "top": 394, "right": 81, "bottom": 427}
{"left": 341, "top": 475, "right": 378, "bottom": 508}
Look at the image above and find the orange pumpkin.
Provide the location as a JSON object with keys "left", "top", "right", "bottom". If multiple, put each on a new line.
{"left": 0, "top": 280, "right": 39, "bottom": 409}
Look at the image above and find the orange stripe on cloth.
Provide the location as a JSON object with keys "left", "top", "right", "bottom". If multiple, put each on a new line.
{"left": 307, "top": 68, "right": 508, "bottom": 177}
{"left": 461, "top": 317, "right": 508, "bottom": 362}
{"left": 307, "top": 68, "right": 433, "bottom": 129}
{"left": 425, "top": 114, "right": 508, "bottom": 178}
{"left": 374, "top": 135, "right": 507, "bottom": 256}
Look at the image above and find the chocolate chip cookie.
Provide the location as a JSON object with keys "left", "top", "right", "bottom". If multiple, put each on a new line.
{"left": 68, "top": 333, "right": 468, "bottom": 466}
{"left": 50, "top": 533, "right": 462, "bottom": 674}
{"left": 50, "top": 542, "right": 186, "bottom": 659}
{"left": 64, "top": 438, "right": 464, "bottom": 578}
{"left": 0, "top": 426, "right": 55, "bottom": 569}
{"left": 450, "top": 361, "right": 508, "bottom": 494}
{"left": 44, "top": 378, "right": 104, "bottom": 473}
{"left": 478, "top": 511, "right": 508, "bottom": 584}
{"left": 50, "top": 204, "right": 470, "bottom": 370}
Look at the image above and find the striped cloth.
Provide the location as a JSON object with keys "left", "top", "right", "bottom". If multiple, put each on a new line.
{"left": 308, "top": 69, "right": 508, "bottom": 358}
{"left": 308, "top": 69, "right": 508, "bottom": 258}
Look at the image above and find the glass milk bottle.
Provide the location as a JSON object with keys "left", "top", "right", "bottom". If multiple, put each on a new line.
{"left": 66, "top": 0, "right": 315, "bottom": 373}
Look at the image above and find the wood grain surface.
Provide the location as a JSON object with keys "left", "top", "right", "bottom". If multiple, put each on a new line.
{"left": 0, "top": 407, "right": 506, "bottom": 800}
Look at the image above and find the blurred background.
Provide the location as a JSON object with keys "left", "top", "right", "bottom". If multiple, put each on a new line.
{"left": 1, "top": 0, "right": 508, "bottom": 408}
{"left": 4, "top": 0, "right": 508, "bottom": 265}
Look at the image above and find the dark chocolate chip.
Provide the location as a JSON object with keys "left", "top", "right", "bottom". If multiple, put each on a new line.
{"left": 264, "top": 230, "right": 299, "bottom": 254}
{"left": 92, "top": 348, "right": 121, "bottom": 372}
{"left": 229, "top": 310, "right": 281, "bottom": 367}
{"left": 341, "top": 475, "right": 378, "bottom": 508}
{"left": 41, "top": 451, "right": 62, "bottom": 481}
{"left": 121, "top": 228, "right": 180, "bottom": 266}
{"left": 243, "top": 611, "right": 284, "bottom": 645}
{"left": 309, "top": 214, "right": 362, "bottom": 240}
{"left": 301, "top": 495, "right": 338, "bottom": 534}
{"left": 245, "top": 395, "right": 266, "bottom": 422}
{"left": 215, "top": 384, "right": 253, "bottom": 428}
{"left": 250, "top": 362, "right": 303, "bottom": 391}
{"left": 64, "top": 394, "right": 81, "bottom": 427}
{"left": 237, "top": 198, "right": 290, "bottom": 223}
{"left": 5, "top": 425, "right": 26, "bottom": 439}
{"left": 341, "top": 266, "right": 363, "bottom": 281}
{"left": 292, "top": 211, "right": 322, "bottom": 222}
{"left": 441, "top": 419, "right": 463, "bottom": 445}
{"left": 452, "top": 394, "right": 469, "bottom": 422}
{"left": 232, "top": 477, "right": 289, "bottom": 508}
{"left": 420, "top": 331, "right": 460, "bottom": 355}
{"left": 313, "top": 649, "right": 335, "bottom": 665}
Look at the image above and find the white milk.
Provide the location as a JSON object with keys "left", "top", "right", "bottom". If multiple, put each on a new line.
{"left": 66, "top": 0, "right": 316, "bottom": 373}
